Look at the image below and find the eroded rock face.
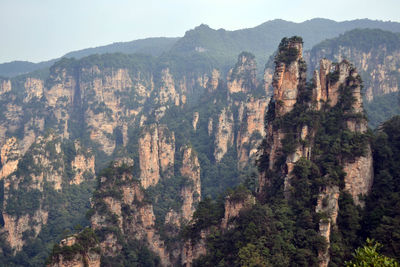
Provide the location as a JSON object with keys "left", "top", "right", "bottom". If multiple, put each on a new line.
{"left": 45, "top": 68, "right": 76, "bottom": 139}
{"left": 182, "top": 230, "right": 208, "bottom": 267}
{"left": 139, "top": 124, "right": 161, "bottom": 188}
{"left": 82, "top": 67, "right": 135, "bottom": 155}
{"left": 343, "top": 143, "right": 373, "bottom": 206}
{"left": 0, "top": 137, "right": 21, "bottom": 179}
{"left": 70, "top": 142, "right": 95, "bottom": 185}
{"left": 208, "top": 69, "right": 220, "bottom": 92}
{"left": 91, "top": 164, "right": 172, "bottom": 266}
{"left": 214, "top": 108, "right": 234, "bottom": 162}
{"left": 24, "top": 78, "right": 44, "bottom": 102}
{"left": 192, "top": 112, "right": 199, "bottom": 131}
{"left": 180, "top": 146, "right": 201, "bottom": 221}
{"left": 273, "top": 40, "right": 304, "bottom": 116}
{"left": 308, "top": 43, "right": 400, "bottom": 101}
{"left": 237, "top": 97, "right": 268, "bottom": 168}
{"left": 315, "top": 186, "right": 340, "bottom": 267}
{"left": 259, "top": 38, "right": 374, "bottom": 267}
{"left": 0, "top": 79, "right": 11, "bottom": 95}
{"left": 158, "top": 68, "right": 180, "bottom": 106}
{"left": 139, "top": 124, "right": 175, "bottom": 188}
{"left": 1, "top": 134, "right": 95, "bottom": 252}
{"left": 227, "top": 53, "right": 257, "bottom": 94}
{"left": 3, "top": 209, "right": 48, "bottom": 252}
{"left": 221, "top": 193, "right": 255, "bottom": 229}
{"left": 48, "top": 234, "right": 101, "bottom": 267}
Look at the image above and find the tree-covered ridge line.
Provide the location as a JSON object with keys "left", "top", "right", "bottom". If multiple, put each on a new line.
{"left": 3, "top": 18, "right": 400, "bottom": 78}
{"left": 311, "top": 28, "right": 400, "bottom": 54}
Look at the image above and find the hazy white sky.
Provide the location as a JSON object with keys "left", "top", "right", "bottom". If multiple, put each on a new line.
{"left": 0, "top": 0, "right": 399, "bottom": 63}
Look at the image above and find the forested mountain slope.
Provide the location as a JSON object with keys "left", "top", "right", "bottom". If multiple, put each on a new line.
{"left": 3, "top": 18, "right": 400, "bottom": 78}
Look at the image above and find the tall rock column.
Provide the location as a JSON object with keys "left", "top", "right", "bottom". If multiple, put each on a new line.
{"left": 227, "top": 52, "right": 257, "bottom": 94}
{"left": 139, "top": 124, "right": 176, "bottom": 188}
{"left": 258, "top": 37, "right": 306, "bottom": 193}
{"left": 214, "top": 108, "right": 234, "bottom": 162}
{"left": 180, "top": 146, "right": 201, "bottom": 221}
{"left": 273, "top": 37, "right": 304, "bottom": 116}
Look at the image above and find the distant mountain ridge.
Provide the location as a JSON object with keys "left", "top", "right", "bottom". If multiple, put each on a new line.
{"left": 0, "top": 37, "right": 179, "bottom": 77}
{"left": 2, "top": 18, "right": 400, "bottom": 77}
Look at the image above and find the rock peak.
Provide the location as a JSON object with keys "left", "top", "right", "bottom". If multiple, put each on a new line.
{"left": 227, "top": 51, "right": 257, "bottom": 94}
{"left": 272, "top": 36, "right": 306, "bottom": 116}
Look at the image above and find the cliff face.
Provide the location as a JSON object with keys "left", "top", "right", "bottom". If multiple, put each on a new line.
{"left": 24, "top": 78, "right": 44, "bottom": 103}
{"left": 227, "top": 52, "right": 257, "bottom": 94}
{"left": 237, "top": 97, "right": 268, "bottom": 168}
{"left": 90, "top": 137, "right": 202, "bottom": 266}
{"left": 0, "top": 43, "right": 272, "bottom": 265}
{"left": 48, "top": 230, "right": 101, "bottom": 267}
{"left": 221, "top": 193, "right": 255, "bottom": 229}
{"left": 90, "top": 159, "right": 172, "bottom": 266}
{"left": 180, "top": 146, "right": 201, "bottom": 221}
{"left": 258, "top": 37, "right": 373, "bottom": 267}
{"left": 139, "top": 124, "right": 175, "bottom": 188}
{"left": 0, "top": 133, "right": 95, "bottom": 252}
{"left": 259, "top": 37, "right": 306, "bottom": 184}
{"left": 272, "top": 39, "right": 305, "bottom": 116}
{"left": 0, "top": 79, "right": 12, "bottom": 95}
{"left": 307, "top": 30, "right": 400, "bottom": 102}
{"left": 214, "top": 108, "right": 234, "bottom": 162}
{"left": 0, "top": 137, "right": 20, "bottom": 179}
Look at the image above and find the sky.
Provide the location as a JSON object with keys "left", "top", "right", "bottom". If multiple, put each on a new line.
{"left": 0, "top": 0, "right": 399, "bottom": 63}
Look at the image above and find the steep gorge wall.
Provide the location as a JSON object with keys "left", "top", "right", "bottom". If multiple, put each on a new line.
{"left": 307, "top": 37, "right": 400, "bottom": 102}
{"left": 0, "top": 134, "right": 95, "bottom": 252}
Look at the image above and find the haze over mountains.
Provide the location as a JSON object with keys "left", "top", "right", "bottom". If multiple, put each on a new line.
{"left": 1, "top": 16, "right": 400, "bottom": 267}
{"left": 2, "top": 18, "right": 400, "bottom": 78}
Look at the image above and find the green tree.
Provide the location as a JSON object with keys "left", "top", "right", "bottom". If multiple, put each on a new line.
{"left": 346, "top": 239, "right": 399, "bottom": 267}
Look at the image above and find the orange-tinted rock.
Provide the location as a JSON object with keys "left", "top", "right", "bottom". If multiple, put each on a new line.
{"left": 237, "top": 97, "right": 268, "bottom": 168}
{"left": 227, "top": 53, "right": 257, "bottom": 94}
{"left": 214, "top": 108, "right": 234, "bottom": 162}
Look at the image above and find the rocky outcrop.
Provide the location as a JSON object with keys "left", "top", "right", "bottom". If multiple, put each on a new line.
{"left": 158, "top": 68, "right": 180, "bottom": 106}
{"left": 24, "top": 78, "right": 44, "bottom": 102}
{"left": 180, "top": 146, "right": 201, "bottom": 221}
{"left": 139, "top": 124, "right": 175, "bottom": 188}
{"left": 227, "top": 52, "right": 257, "bottom": 94}
{"left": 0, "top": 137, "right": 21, "bottom": 179}
{"left": 272, "top": 38, "right": 304, "bottom": 116}
{"left": 182, "top": 230, "right": 208, "bottom": 267}
{"left": 0, "top": 79, "right": 11, "bottom": 95}
{"left": 158, "top": 126, "right": 175, "bottom": 176}
{"left": 214, "top": 108, "right": 234, "bottom": 162}
{"left": 258, "top": 37, "right": 306, "bottom": 192}
{"left": 70, "top": 141, "right": 95, "bottom": 185}
{"left": 90, "top": 159, "right": 172, "bottom": 266}
{"left": 237, "top": 97, "right": 268, "bottom": 168}
{"left": 221, "top": 193, "right": 255, "bottom": 229}
{"left": 313, "top": 59, "right": 374, "bottom": 206}
{"left": 315, "top": 186, "right": 340, "bottom": 267}
{"left": 258, "top": 37, "right": 374, "bottom": 267}
{"left": 2, "top": 209, "right": 48, "bottom": 252}
{"left": 1, "top": 133, "right": 94, "bottom": 252}
{"left": 82, "top": 67, "right": 135, "bottom": 155}
{"left": 47, "top": 231, "right": 101, "bottom": 267}
{"left": 139, "top": 124, "right": 161, "bottom": 188}
{"left": 207, "top": 69, "right": 220, "bottom": 93}
{"left": 307, "top": 31, "right": 400, "bottom": 102}
{"left": 263, "top": 67, "right": 274, "bottom": 96}
{"left": 207, "top": 118, "right": 213, "bottom": 136}
{"left": 192, "top": 112, "right": 199, "bottom": 131}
